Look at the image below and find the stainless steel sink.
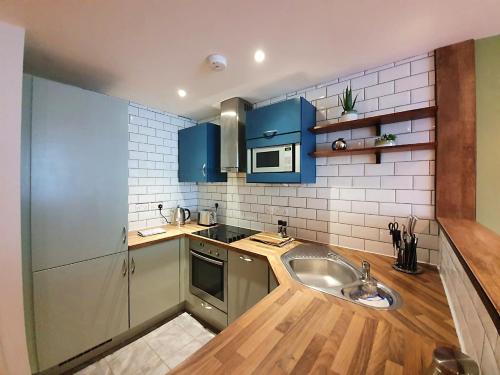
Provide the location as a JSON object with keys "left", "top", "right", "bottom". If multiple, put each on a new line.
{"left": 281, "top": 243, "right": 402, "bottom": 310}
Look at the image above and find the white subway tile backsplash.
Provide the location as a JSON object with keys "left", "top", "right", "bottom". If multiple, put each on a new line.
{"left": 381, "top": 175, "right": 413, "bottom": 189}
{"left": 351, "top": 72, "right": 378, "bottom": 90}
{"left": 381, "top": 120, "right": 412, "bottom": 135}
{"left": 339, "top": 188, "right": 365, "bottom": 201}
{"left": 339, "top": 236, "right": 365, "bottom": 250}
{"left": 365, "top": 163, "right": 395, "bottom": 176}
{"left": 365, "top": 214, "right": 395, "bottom": 229}
{"left": 379, "top": 64, "right": 410, "bottom": 83}
{"left": 379, "top": 91, "right": 411, "bottom": 109}
{"left": 184, "top": 52, "right": 438, "bottom": 262}
{"left": 413, "top": 176, "right": 434, "bottom": 190}
{"left": 379, "top": 203, "right": 412, "bottom": 217}
{"left": 329, "top": 199, "right": 352, "bottom": 212}
{"left": 411, "top": 56, "right": 434, "bottom": 75}
{"left": 396, "top": 190, "right": 431, "bottom": 204}
{"left": 395, "top": 73, "right": 428, "bottom": 93}
{"left": 395, "top": 161, "right": 429, "bottom": 175}
{"left": 366, "top": 189, "right": 396, "bottom": 202}
{"left": 412, "top": 117, "right": 435, "bottom": 131}
{"left": 351, "top": 201, "right": 379, "bottom": 215}
{"left": 339, "top": 212, "right": 365, "bottom": 225}
{"left": 411, "top": 85, "right": 435, "bottom": 103}
{"left": 306, "top": 87, "right": 327, "bottom": 101}
{"left": 297, "top": 208, "right": 316, "bottom": 220}
{"left": 352, "top": 176, "right": 380, "bottom": 188}
{"left": 365, "top": 82, "right": 394, "bottom": 99}
{"left": 339, "top": 164, "right": 364, "bottom": 177}
{"left": 356, "top": 98, "right": 379, "bottom": 113}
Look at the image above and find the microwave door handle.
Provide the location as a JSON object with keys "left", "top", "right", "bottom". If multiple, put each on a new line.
{"left": 190, "top": 250, "right": 224, "bottom": 266}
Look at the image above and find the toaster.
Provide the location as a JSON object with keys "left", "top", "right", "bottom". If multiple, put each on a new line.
{"left": 198, "top": 210, "right": 217, "bottom": 226}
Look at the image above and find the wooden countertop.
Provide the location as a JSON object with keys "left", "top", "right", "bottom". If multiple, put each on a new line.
{"left": 438, "top": 217, "right": 500, "bottom": 327}
{"left": 128, "top": 225, "right": 458, "bottom": 374}
{"left": 128, "top": 222, "right": 208, "bottom": 249}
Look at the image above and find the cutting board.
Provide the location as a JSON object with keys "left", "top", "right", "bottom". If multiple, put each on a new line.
{"left": 249, "top": 232, "right": 294, "bottom": 247}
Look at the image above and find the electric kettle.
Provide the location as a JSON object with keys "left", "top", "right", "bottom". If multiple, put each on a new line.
{"left": 172, "top": 205, "right": 191, "bottom": 225}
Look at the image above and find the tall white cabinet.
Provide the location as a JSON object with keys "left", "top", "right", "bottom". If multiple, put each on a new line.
{"left": 26, "top": 75, "right": 129, "bottom": 371}
{"left": 30, "top": 76, "right": 128, "bottom": 271}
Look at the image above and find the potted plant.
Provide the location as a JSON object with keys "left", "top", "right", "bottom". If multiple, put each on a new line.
{"left": 375, "top": 133, "right": 397, "bottom": 147}
{"left": 339, "top": 86, "right": 359, "bottom": 121}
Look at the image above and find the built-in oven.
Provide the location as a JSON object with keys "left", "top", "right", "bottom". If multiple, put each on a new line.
{"left": 248, "top": 143, "right": 301, "bottom": 173}
{"left": 189, "top": 240, "right": 228, "bottom": 312}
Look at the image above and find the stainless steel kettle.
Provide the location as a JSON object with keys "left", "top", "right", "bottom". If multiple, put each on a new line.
{"left": 171, "top": 205, "right": 191, "bottom": 225}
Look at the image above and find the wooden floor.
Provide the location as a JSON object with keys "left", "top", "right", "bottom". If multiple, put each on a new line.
{"left": 129, "top": 224, "right": 458, "bottom": 374}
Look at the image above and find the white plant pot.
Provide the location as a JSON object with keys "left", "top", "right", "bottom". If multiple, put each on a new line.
{"left": 340, "top": 111, "right": 358, "bottom": 122}
{"left": 375, "top": 139, "right": 396, "bottom": 147}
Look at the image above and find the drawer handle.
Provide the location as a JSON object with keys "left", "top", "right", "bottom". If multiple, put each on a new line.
{"left": 122, "top": 259, "right": 128, "bottom": 277}
{"left": 239, "top": 255, "right": 253, "bottom": 262}
{"left": 263, "top": 130, "right": 278, "bottom": 138}
{"left": 200, "top": 302, "right": 213, "bottom": 310}
{"left": 131, "top": 257, "right": 136, "bottom": 274}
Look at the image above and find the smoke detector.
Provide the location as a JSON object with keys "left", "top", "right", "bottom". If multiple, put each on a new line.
{"left": 207, "top": 54, "right": 227, "bottom": 71}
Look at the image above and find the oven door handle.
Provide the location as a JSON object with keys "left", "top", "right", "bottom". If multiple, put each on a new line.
{"left": 190, "top": 250, "right": 224, "bottom": 266}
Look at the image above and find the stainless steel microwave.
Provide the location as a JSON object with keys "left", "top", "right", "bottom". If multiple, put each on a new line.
{"left": 247, "top": 143, "right": 301, "bottom": 173}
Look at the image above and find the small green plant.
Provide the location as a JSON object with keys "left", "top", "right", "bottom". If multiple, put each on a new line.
{"left": 379, "top": 133, "right": 396, "bottom": 141}
{"left": 375, "top": 133, "right": 397, "bottom": 146}
{"left": 339, "top": 86, "right": 358, "bottom": 113}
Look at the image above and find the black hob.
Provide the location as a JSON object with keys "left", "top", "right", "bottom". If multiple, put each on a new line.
{"left": 193, "top": 224, "right": 259, "bottom": 244}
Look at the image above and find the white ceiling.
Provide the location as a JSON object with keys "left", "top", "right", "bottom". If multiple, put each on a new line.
{"left": 1, "top": 0, "right": 499, "bottom": 120}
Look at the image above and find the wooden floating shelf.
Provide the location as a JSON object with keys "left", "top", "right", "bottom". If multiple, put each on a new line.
{"left": 310, "top": 142, "right": 436, "bottom": 163}
{"left": 309, "top": 106, "right": 437, "bottom": 135}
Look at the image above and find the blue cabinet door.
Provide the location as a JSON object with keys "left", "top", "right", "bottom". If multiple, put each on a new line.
{"left": 178, "top": 123, "right": 227, "bottom": 182}
{"left": 178, "top": 125, "right": 207, "bottom": 182}
{"left": 246, "top": 98, "right": 303, "bottom": 140}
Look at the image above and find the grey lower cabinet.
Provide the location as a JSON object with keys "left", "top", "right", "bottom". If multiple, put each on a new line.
{"left": 228, "top": 251, "right": 269, "bottom": 324}
{"left": 129, "top": 240, "right": 181, "bottom": 327}
{"left": 33, "top": 252, "right": 129, "bottom": 371}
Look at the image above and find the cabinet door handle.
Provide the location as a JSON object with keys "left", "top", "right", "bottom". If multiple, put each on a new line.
{"left": 122, "top": 226, "right": 127, "bottom": 244}
{"left": 122, "top": 259, "right": 128, "bottom": 276}
{"left": 200, "top": 302, "right": 212, "bottom": 310}
{"left": 263, "top": 130, "right": 278, "bottom": 138}
{"left": 202, "top": 163, "right": 207, "bottom": 177}
{"left": 239, "top": 255, "right": 253, "bottom": 262}
{"left": 131, "top": 257, "right": 135, "bottom": 274}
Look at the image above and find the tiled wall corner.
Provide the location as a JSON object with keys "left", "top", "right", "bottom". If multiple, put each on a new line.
{"left": 439, "top": 232, "right": 500, "bottom": 374}
{"left": 199, "top": 52, "right": 440, "bottom": 264}
{"left": 128, "top": 102, "right": 197, "bottom": 230}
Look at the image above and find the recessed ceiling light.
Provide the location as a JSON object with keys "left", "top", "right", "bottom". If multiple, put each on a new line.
{"left": 254, "top": 49, "right": 265, "bottom": 63}
{"left": 177, "top": 89, "right": 187, "bottom": 98}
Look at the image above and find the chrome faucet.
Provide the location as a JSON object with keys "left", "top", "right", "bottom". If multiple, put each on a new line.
{"left": 360, "top": 260, "right": 378, "bottom": 297}
{"left": 361, "top": 260, "right": 371, "bottom": 282}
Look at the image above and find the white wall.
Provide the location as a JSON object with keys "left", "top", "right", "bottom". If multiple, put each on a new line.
{"left": 199, "top": 52, "right": 439, "bottom": 264}
{"left": 0, "top": 21, "right": 31, "bottom": 375}
{"left": 128, "top": 102, "right": 198, "bottom": 230}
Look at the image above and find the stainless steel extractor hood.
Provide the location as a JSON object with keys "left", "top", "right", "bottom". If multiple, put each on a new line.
{"left": 220, "top": 97, "right": 252, "bottom": 172}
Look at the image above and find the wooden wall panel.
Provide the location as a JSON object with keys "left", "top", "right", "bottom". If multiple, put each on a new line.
{"left": 435, "top": 40, "right": 476, "bottom": 219}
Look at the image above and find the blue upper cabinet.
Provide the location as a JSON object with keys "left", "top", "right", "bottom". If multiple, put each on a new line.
{"left": 246, "top": 98, "right": 303, "bottom": 140}
{"left": 178, "top": 123, "right": 227, "bottom": 183}
{"left": 246, "top": 97, "right": 316, "bottom": 184}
